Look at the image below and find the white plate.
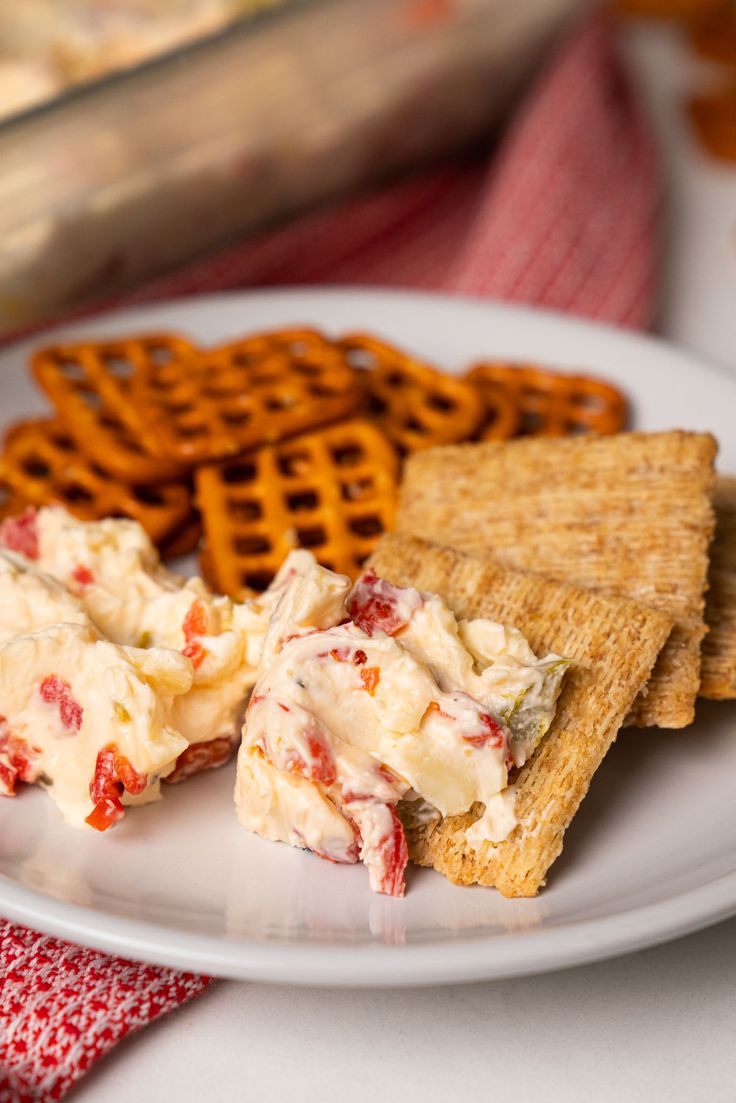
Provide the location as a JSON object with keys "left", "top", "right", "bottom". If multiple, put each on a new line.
{"left": 1, "top": 288, "right": 735, "bottom": 987}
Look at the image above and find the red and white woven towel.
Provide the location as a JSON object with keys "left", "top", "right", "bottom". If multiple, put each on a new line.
{"left": 128, "top": 7, "right": 659, "bottom": 327}
{"left": 0, "top": 10, "right": 659, "bottom": 1102}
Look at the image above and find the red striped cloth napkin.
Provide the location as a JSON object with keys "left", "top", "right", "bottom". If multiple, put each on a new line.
{"left": 126, "top": 7, "right": 659, "bottom": 327}
{"left": 0, "top": 9, "right": 659, "bottom": 1102}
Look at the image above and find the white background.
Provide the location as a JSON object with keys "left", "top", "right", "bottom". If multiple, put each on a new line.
{"left": 71, "top": 20, "right": 736, "bottom": 1103}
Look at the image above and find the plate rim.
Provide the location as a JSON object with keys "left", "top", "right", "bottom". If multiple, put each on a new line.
{"left": 3, "top": 868, "right": 736, "bottom": 986}
{"left": 2, "top": 285, "right": 736, "bottom": 986}
{"left": 10, "top": 283, "right": 736, "bottom": 388}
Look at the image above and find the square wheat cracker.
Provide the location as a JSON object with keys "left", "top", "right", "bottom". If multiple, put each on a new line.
{"left": 368, "top": 534, "right": 672, "bottom": 897}
{"left": 396, "top": 431, "right": 717, "bottom": 729}
{"left": 700, "top": 476, "right": 736, "bottom": 699}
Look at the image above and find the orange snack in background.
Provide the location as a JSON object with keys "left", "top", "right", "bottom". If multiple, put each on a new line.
{"left": 614, "top": 0, "right": 723, "bottom": 20}
{"left": 689, "top": 84, "right": 736, "bottom": 161}
{"left": 689, "top": 4, "right": 736, "bottom": 63}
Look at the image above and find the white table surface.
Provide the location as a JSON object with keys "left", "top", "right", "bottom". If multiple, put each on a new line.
{"left": 71, "top": 20, "right": 736, "bottom": 1103}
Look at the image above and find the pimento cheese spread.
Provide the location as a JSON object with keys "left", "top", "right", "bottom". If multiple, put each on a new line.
{"left": 0, "top": 507, "right": 270, "bottom": 829}
{"left": 0, "top": 506, "right": 266, "bottom": 754}
{"left": 236, "top": 552, "right": 568, "bottom": 897}
{"left": 0, "top": 552, "right": 191, "bottom": 827}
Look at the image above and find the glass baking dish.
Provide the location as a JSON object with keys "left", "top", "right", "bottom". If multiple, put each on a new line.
{"left": 0, "top": 0, "right": 585, "bottom": 338}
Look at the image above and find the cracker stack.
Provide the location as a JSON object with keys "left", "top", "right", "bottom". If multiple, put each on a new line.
{"left": 396, "top": 432, "right": 717, "bottom": 728}
{"left": 700, "top": 476, "right": 736, "bottom": 699}
{"left": 369, "top": 534, "right": 672, "bottom": 896}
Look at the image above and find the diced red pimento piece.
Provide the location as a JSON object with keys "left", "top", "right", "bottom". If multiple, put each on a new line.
{"left": 8, "top": 739, "right": 39, "bottom": 784}
{"left": 359, "top": 667, "right": 380, "bottom": 695}
{"left": 85, "top": 797, "right": 125, "bottom": 832}
{"left": 462, "top": 711, "right": 505, "bottom": 750}
{"left": 71, "top": 564, "right": 95, "bottom": 587}
{"left": 302, "top": 732, "right": 337, "bottom": 786}
{"left": 112, "top": 750, "right": 147, "bottom": 796}
{"left": 426, "top": 700, "right": 453, "bottom": 720}
{"left": 39, "top": 675, "right": 83, "bottom": 733}
{"left": 85, "top": 744, "right": 147, "bottom": 831}
{"left": 0, "top": 508, "right": 39, "bottom": 559}
{"left": 89, "top": 746, "right": 146, "bottom": 803}
{"left": 375, "top": 807, "right": 409, "bottom": 897}
{"left": 340, "top": 787, "right": 365, "bottom": 805}
{"left": 377, "top": 763, "right": 401, "bottom": 788}
{"left": 350, "top": 802, "right": 408, "bottom": 897}
{"left": 183, "top": 599, "right": 208, "bottom": 642}
{"left": 328, "top": 647, "right": 368, "bottom": 665}
{"left": 0, "top": 755, "right": 17, "bottom": 797}
{"left": 282, "top": 730, "right": 337, "bottom": 787}
{"left": 182, "top": 641, "right": 207, "bottom": 669}
{"left": 182, "top": 599, "right": 209, "bottom": 668}
{"left": 166, "top": 734, "right": 237, "bottom": 784}
{"left": 348, "top": 571, "right": 420, "bottom": 637}
{"left": 0, "top": 719, "right": 41, "bottom": 796}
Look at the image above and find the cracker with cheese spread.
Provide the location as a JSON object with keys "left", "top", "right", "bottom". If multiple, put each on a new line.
{"left": 368, "top": 533, "right": 672, "bottom": 897}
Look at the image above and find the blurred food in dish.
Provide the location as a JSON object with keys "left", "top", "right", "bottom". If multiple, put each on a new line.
{"left": 0, "top": 0, "right": 284, "bottom": 119}
{"left": 0, "top": 0, "right": 586, "bottom": 336}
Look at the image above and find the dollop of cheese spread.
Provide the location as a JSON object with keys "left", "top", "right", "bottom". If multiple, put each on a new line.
{"left": 0, "top": 507, "right": 273, "bottom": 828}
{"left": 235, "top": 552, "right": 569, "bottom": 897}
{"left": 0, "top": 507, "right": 266, "bottom": 751}
{"left": 0, "top": 563, "right": 191, "bottom": 826}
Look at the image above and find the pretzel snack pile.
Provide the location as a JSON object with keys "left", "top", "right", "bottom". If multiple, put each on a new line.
{"left": 1, "top": 327, "right": 628, "bottom": 595}
{"left": 616, "top": 0, "right": 736, "bottom": 162}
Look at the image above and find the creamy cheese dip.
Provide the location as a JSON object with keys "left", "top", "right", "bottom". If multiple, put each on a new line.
{"left": 0, "top": 507, "right": 271, "bottom": 828}
{"left": 236, "top": 552, "right": 568, "bottom": 897}
{"left": 0, "top": 614, "right": 191, "bottom": 827}
{"left": 0, "top": 507, "right": 265, "bottom": 751}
